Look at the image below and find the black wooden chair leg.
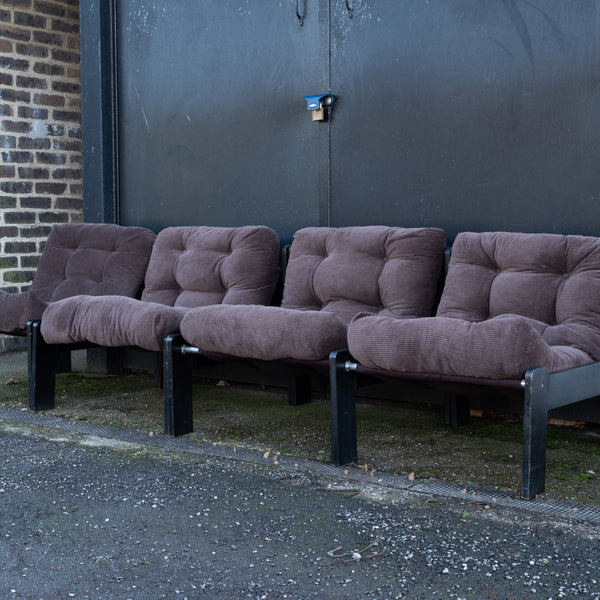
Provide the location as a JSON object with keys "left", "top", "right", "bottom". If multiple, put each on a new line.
{"left": 330, "top": 349, "right": 357, "bottom": 466}
{"left": 445, "top": 393, "right": 471, "bottom": 428}
{"left": 56, "top": 349, "right": 72, "bottom": 374}
{"left": 521, "top": 367, "right": 549, "bottom": 500}
{"left": 163, "top": 334, "right": 193, "bottom": 436}
{"left": 153, "top": 351, "right": 163, "bottom": 388}
{"left": 288, "top": 374, "right": 312, "bottom": 405}
{"left": 27, "top": 320, "right": 57, "bottom": 411}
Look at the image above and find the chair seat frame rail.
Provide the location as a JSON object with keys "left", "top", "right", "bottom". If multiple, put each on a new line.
{"left": 329, "top": 348, "right": 600, "bottom": 500}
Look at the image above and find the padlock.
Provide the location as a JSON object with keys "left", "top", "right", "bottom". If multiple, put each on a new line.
{"left": 311, "top": 107, "right": 325, "bottom": 121}
{"left": 304, "top": 94, "right": 334, "bottom": 122}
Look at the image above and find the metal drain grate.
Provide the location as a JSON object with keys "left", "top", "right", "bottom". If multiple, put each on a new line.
{"left": 1, "top": 406, "right": 599, "bottom": 526}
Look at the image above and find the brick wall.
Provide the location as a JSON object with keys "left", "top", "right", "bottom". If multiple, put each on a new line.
{"left": 0, "top": 0, "right": 82, "bottom": 300}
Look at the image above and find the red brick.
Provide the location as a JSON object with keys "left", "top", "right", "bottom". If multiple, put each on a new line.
{"left": 52, "top": 167, "right": 81, "bottom": 179}
{"left": 20, "top": 196, "right": 51, "bottom": 209}
{"left": 51, "top": 17, "right": 78, "bottom": 34}
{"left": 3, "top": 270, "right": 36, "bottom": 285}
{"left": 0, "top": 165, "right": 15, "bottom": 177}
{"left": 1, "top": 181, "right": 33, "bottom": 194}
{"left": 0, "top": 89, "right": 30, "bottom": 103}
{"left": 46, "top": 123, "right": 64, "bottom": 135}
{"left": 33, "top": 1, "right": 66, "bottom": 17}
{"left": 55, "top": 196, "right": 82, "bottom": 210}
{"left": 66, "top": 35, "right": 79, "bottom": 50}
{"left": 16, "top": 75, "right": 48, "bottom": 89}
{"left": 51, "top": 48, "right": 78, "bottom": 63}
{"left": 2, "top": 120, "right": 33, "bottom": 133}
{"left": 17, "top": 105, "right": 49, "bottom": 119}
{"left": 33, "top": 62, "right": 64, "bottom": 76}
{"left": 35, "top": 181, "right": 66, "bottom": 194}
{"left": 52, "top": 138, "right": 80, "bottom": 151}
{"left": 32, "top": 92, "right": 65, "bottom": 107}
{"left": 18, "top": 166, "right": 49, "bottom": 179}
{"left": 20, "top": 255, "right": 41, "bottom": 268}
{"left": 16, "top": 42, "right": 49, "bottom": 58}
{"left": 20, "top": 225, "right": 51, "bottom": 237}
{"left": 33, "top": 30, "right": 64, "bottom": 46}
{"left": 14, "top": 11, "right": 46, "bottom": 28}
{"left": 52, "top": 80, "right": 80, "bottom": 94}
{"left": 0, "top": 226, "right": 19, "bottom": 237}
{"left": 0, "top": 56, "right": 30, "bottom": 70}
{"left": 1, "top": 0, "right": 33, "bottom": 8}
{"left": 0, "top": 25, "right": 31, "bottom": 42}
{"left": 53, "top": 109, "right": 80, "bottom": 122}
{"left": 19, "top": 137, "right": 51, "bottom": 150}
{"left": 39, "top": 211, "right": 68, "bottom": 223}
{"left": 1, "top": 150, "right": 33, "bottom": 162}
{"left": 0, "top": 197, "right": 18, "bottom": 209}
{"left": 0, "top": 135, "right": 17, "bottom": 148}
{"left": 36, "top": 151, "right": 66, "bottom": 164}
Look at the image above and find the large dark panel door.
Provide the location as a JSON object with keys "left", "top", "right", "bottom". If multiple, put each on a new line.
{"left": 329, "top": 1, "right": 600, "bottom": 240}
{"left": 108, "top": 1, "right": 600, "bottom": 240}
{"left": 116, "top": 1, "right": 328, "bottom": 239}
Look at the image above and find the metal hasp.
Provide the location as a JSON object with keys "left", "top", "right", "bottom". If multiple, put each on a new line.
{"left": 304, "top": 94, "right": 334, "bottom": 121}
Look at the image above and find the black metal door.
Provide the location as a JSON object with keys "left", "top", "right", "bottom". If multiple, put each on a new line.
{"left": 116, "top": 1, "right": 328, "bottom": 240}
{"left": 101, "top": 1, "right": 600, "bottom": 240}
{"left": 329, "top": 1, "right": 600, "bottom": 240}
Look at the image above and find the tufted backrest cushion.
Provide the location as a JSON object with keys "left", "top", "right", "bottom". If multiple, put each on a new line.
{"left": 30, "top": 223, "right": 156, "bottom": 302}
{"left": 140, "top": 225, "right": 280, "bottom": 307}
{"left": 437, "top": 231, "right": 600, "bottom": 360}
{"left": 281, "top": 226, "right": 446, "bottom": 323}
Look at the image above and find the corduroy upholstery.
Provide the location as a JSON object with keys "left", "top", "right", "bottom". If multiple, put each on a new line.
{"left": 40, "top": 226, "right": 281, "bottom": 352}
{"left": 179, "top": 226, "right": 446, "bottom": 361}
{"left": 0, "top": 223, "right": 156, "bottom": 336}
{"left": 348, "top": 231, "right": 600, "bottom": 379}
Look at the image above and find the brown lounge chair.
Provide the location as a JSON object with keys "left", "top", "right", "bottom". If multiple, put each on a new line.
{"left": 0, "top": 222, "right": 156, "bottom": 336}
{"left": 28, "top": 225, "right": 281, "bottom": 434}
{"left": 332, "top": 231, "right": 600, "bottom": 499}
{"left": 163, "top": 225, "right": 446, "bottom": 438}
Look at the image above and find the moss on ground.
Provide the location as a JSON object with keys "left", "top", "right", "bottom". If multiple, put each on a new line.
{"left": 1, "top": 366, "right": 599, "bottom": 506}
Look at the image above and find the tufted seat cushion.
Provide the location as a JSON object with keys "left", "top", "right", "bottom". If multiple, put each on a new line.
{"left": 0, "top": 223, "right": 156, "bottom": 335}
{"left": 179, "top": 226, "right": 446, "bottom": 361}
{"left": 348, "top": 231, "right": 600, "bottom": 379}
{"left": 179, "top": 304, "right": 348, "bottom": 361}
{"left": 40, "top": 225, "right": 281, "bottom": 351}
{"left": 41, "top": 296, "right": 188, "bottom": 352}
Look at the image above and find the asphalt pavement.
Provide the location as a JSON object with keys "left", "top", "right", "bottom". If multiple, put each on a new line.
{"left": 0, "top": 350, "right": 599, "bottom": 600}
